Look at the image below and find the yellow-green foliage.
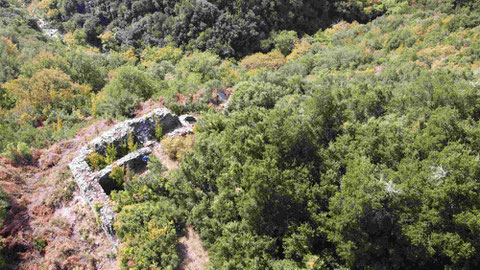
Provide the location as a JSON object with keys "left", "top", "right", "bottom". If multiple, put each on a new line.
{"left": 114, "top": 202, "right": 181, "bottom": 269}
{"left": 98, "top": 30, "right": 116, "bottom": 50}
{"left": 219, "top": 60, "right": 242, "bottom": 84}
{"left": 111, "top": 47, "right": 138, "bottom": 63}
{"left": 155, "top": 119, "right": 163, "bottom": 141}
{"left": 0, "top": 36, "right": 17, "bottom": 55}
{"left": 20, "top": 50, "right": 68, "bottom": 77}
{"left": 91, "top": 91, "right": 106, "bottom": 117}
{"left": 86, "top": 151, "right": 107, "bottom": 170}
{"left": 93, "top": 201, "right": 104, "bottom": 212}
{"left": 140, "top": 45, "right": 183, "bottom": 67}
{"left": 3, "top": 68, "right": 91, "bottom": 123}
{"left": 127, "top": 132, "right": 138, "bottom": 153}
{"left": 110, "top": 165, "right": 125, "bottom": 187}
{"left": 239, "top": 50, "right": 286, "bottom": 70}
{"left": 106, "top": 143, "right": 117, "bottom": 164}
{"left": 63, "top": 30, "right": 88, "bottom": 47}
{"left": 2, "top": 142, "right": 32, "bottom": 165}
{"left": 287, "top": 39, "right": 313, "bottom": 62}
{"left": 160, "top": 134, "right": 195, "bottom": 161}
{"left": 177, "top": 51, "right": 222, "bottom": 82}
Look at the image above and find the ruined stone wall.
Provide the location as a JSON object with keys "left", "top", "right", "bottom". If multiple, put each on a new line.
{"left": 68, "top": 108, "right": 195, "bottom": 244}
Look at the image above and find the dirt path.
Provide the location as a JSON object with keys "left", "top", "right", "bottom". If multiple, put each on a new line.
{"left": 150, "top": 131, "right": 210, "bottom": 270}
{"left": 152, "top": 143, "right": 179, "bottom": 173}
{"left": 179, "top": 225, "right": 210, "bottom": 270}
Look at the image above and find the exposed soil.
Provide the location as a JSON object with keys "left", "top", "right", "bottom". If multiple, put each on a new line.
{"left": 152, "top": 143, "right": 179, "bottom": 174}
{"left": 1, "top": 118, "right": 119, "bottom": 269}
{"left": 134, "top": 99, "right": 165, "bottom": 118}
{"left": 1, "top": 112, "right": 210, "bottom": 269}
{"left": 179, "top": 225, "right": 210, "bottom": 270}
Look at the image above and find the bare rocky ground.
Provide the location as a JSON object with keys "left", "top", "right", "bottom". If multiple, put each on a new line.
{"left": 1, "top": 118, "right": 119, "bottom": 269}
{"left": 1, "top": 106, "right": 210, "bottom": 269}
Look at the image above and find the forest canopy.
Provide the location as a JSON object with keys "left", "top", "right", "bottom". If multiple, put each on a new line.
{"left": 32, "top": 0, "right": 388, "bottom": 58}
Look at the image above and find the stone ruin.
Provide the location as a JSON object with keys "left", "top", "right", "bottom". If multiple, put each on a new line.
{"left": 68, "top": 108, "right": 196, "bottom": 244}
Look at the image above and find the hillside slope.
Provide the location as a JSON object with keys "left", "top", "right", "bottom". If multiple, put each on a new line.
{"left": 1, "top": 0, "right": 480, "bottom": 269}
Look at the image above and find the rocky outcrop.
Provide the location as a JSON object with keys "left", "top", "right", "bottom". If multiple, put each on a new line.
{"left": 68, "top": 108, "right": 196, "bottom": 245}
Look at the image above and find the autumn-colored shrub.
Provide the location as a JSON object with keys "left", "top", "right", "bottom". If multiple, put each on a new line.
{"left": 140, "top": 46, "right": 183, "bottom": 67}
{"left": 2, "top": 142, "right": 32, "bottom": 165}
{"left": 239, "top": 50, "right": 286, "bottom": 70}
{"left": 3, "top": 68, "right": 91, "bottom": 123}
{"left": 85, "top": 151, "right": 107, "bottom": 170}
{"left": 286, "top": 39, "right": 313, "bottom": 62}
{"left": 160, "top": 134, "right": 195, "bottom": 161}
{"left": 105, "top": 143, "right": 117, "bottom": 164}
{"left": 109, "top": 165, "right": 125, "bottom": 187}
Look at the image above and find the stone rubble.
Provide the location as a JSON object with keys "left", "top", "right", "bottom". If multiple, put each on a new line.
{"left": 68, "top": 108, "right": 196, "bottom": 245}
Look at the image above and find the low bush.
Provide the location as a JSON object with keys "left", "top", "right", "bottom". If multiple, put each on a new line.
{"left": 109, "top": 165, "right": 125, "bottom": 187}
{"left": 262, "top": 30, "right": 298, "bottom": 56}
{"left": 85, "top": 151, "right": 107, "bottom": 171}
{"left": 161, "top": 134, "right": 195, "bottom": 161}
{"left": 2, "top": 142, "right": 32, "bottom": 166}
{"left": 97, "top": 66, "right": 154, "bottom": 117}
{"left": 239, "top": 50, "right": 287, "bottom": 70}
{"left": 105, "top": 143, "right": 117, "bottom": 164}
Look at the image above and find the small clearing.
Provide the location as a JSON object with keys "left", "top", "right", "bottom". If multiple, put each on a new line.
{"left": 179, "top": 225, "right": 210, "bottom": 270}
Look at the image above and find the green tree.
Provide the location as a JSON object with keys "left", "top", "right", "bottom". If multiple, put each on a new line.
{"left": 99, "top": 66, "right": 154, "bottom": 117}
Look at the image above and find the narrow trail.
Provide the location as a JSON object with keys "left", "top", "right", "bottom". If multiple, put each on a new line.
{"left": 179, "top": 226, "right": 210, "bottom": 270}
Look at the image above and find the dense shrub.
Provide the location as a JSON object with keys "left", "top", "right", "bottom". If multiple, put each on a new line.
{"left": 161, "top": 134, "right": 195, "bottom": 161}
{"left": 115, "top": 199, "right": 182, "bottom": 269}
{"left": 96, "top": 66, "right": 154, "bottom": 117}
{"left": 239, "top": 50, "right": 287, "bottom": 70}
{"left": 3, "top": 68, "right": 91, "bottom": 124}
{"left": 2, "top": 142, "right": 32, "bottom": 166}
{"left": 227, "top": 81, "right": 286, "bottom": 111}
{"left": 85, "top": 151, "right": 107, "bottom": 171}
